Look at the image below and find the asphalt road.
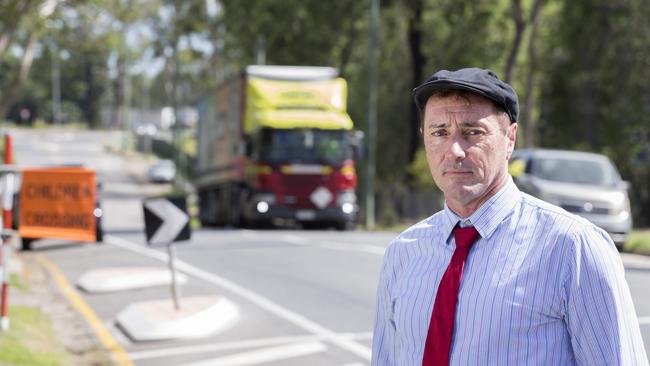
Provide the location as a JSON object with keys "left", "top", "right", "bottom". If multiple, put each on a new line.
{"left": 9, "top": 128, "right": 650, "bottom": 365}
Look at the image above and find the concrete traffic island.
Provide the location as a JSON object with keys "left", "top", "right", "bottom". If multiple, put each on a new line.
{"left": 116, "top": 295, "right": 239, "bottom": 341}
{"left": 77, "top": 267, "right": 188, "bottom": 293}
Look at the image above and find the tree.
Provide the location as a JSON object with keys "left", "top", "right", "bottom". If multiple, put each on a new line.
{"left": 540, "top": 0, "right": 650, "bottom": 225}
{"left": 0, "top": 0, "right": 44, "bottom": 119}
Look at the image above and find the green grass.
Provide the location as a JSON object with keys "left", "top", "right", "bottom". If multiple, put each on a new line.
{"left": 625, "top": 229, "right": 650, "bottom": 254}
{"left": 8, "top": 274, "right": 26, "bottom": 292}
{"left": 0, "top": 306, "right": 70, "bottom": 366}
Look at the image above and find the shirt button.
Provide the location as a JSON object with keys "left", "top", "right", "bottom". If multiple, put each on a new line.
{"left": 463, "top": 220, "right": 472, "bottom": 226}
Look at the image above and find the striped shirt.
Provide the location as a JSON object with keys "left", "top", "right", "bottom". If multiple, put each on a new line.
{"left": 371, "top": 177, "right": 648, "bottom": 365}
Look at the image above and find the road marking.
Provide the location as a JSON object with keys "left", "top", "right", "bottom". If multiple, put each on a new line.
{"left": 320, "top": 241, "right": 386, "bottom": 255}
{"left": 240, "top": 230, "right": 258, "bottom": 239}
{"left": 106, "top": 235, "right": 373, "bottom": 361}
{"left": 239, "top": 231, "right": 387, "bottom": 255}
{"left": 280, "top": 234, "right": 385, "bottom": 255}
{"left": 638, "top": 316, "right": 650, "bottom": 325}
{"left": 180, "top": 341, "right": 327, "bottom": 366}
{"left": 128, "top": 332, "right": 372, "bottom": 360}
{"left": 281, "top": 234, "right": 309, "bottom": 245}
{"left": 35, "top": 255, "right": 134, "bottom": 366}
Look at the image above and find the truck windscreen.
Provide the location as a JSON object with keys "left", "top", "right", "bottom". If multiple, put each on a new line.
{"left": 261, "top": 128, "right": 351, "bottom": 164}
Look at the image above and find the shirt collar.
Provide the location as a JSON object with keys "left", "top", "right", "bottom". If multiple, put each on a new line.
{"left": 442, "top": 176, "right": 520, "bottom": 241}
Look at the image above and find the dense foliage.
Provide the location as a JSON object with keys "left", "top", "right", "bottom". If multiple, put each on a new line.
{"left": 1, "top": 0, "right": 649, "bottom": 225}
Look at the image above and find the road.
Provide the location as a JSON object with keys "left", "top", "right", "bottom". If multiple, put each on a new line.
{"left": 8, "top": 128, "right": 650, "bottom": 365}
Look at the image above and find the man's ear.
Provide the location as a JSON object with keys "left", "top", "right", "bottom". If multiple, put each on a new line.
{"left": 506, "top": 122, "right": 518, "bottom": 158}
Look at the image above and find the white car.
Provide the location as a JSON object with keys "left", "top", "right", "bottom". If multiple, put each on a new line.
{"left": 148, "top": 159, "right": 176, "bottom": 183}
{"left": 510, "top": 149, "right": 632, "bottom": 250}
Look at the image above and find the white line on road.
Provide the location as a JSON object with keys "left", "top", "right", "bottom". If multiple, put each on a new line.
{"left": 240, "top": 230, "right": 258, "bottom": 239}
{"left": 105, "top": 235, "right": 373, "bottom": 361}
{"left": 239, "top": 231, "right": 387, "bottom": 255}
{"left": 320, "top": 241, "right": 386, "bottom": 255}
{"left": 179, "top": 341, "right": 328, "bottom": 366}
{"left": 128, "top": 332, "right": 372, "bottom": 361}
{"left": 281, "top": 234, "right": 309, "bottom": 245}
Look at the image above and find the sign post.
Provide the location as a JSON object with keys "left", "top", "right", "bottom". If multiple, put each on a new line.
{"left": 166, "top": 244, "right": 180, "bottom": 309}
{"left": 0, "top": 132, "right": 13, "bottom": 331}
{"left": 143, "top": 196, "right": 191, "bottom": 310}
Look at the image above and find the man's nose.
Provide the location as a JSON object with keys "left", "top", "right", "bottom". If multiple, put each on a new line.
{"left": 446, "top": 137, "right": 467, "bottom": 160}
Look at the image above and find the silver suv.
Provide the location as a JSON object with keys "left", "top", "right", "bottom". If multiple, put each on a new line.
{"left": 510, "top": 149, "right": 632, "bottom": 250}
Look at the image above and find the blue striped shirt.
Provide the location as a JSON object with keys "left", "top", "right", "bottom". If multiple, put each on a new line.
{"left": 371, "top": 177, "right": 648, "bottom": 365}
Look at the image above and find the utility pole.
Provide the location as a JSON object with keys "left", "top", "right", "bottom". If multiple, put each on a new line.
{"left": 365, "top": 0, "right": 380, "bottom": 229}
{"left": 255, "top": 35, "right": 266, "bottom": 65}
{"left": 50, "top": 42, "right": 61, "bottom": 124}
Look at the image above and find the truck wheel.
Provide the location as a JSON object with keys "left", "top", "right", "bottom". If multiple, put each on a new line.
{"left": 335, "top": 221, "right": 355, "bottom": 231}
{"left": 96, "top": 224, "right": 104, "bottom": 243}
{"left": 302, "top": 222, "right": 325, "bottom": 230}
{"left": 21, "top": 238, "right": 34, "bottom": 251}
{"left": 198, "top": 190, "right": 218, "bottom": 227}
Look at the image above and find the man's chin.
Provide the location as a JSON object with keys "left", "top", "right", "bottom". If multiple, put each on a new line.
{"left": 445, "top": 185, "right": 481, "bottom": 202}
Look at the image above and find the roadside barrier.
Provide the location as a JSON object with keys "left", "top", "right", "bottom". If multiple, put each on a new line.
{"left": 0, "top": 132, "right": 14, "bottom": 331}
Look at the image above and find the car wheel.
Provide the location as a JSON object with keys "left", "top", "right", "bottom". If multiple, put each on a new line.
{"left": 21, "top": 238, "right": 34, "bottom": 251}
{"left": 335, "top": 221, "right": 355, "bottom": 231}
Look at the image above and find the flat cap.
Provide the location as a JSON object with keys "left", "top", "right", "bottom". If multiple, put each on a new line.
{"left": 412, "top": 67, "right": 519, "bottom": 123}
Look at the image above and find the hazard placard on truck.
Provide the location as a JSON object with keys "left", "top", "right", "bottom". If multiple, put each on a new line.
{"left": 18, "top": 167, "right": 98, "bottom": 245}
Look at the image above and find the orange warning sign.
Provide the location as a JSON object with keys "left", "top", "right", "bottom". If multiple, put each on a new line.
{"left": 18, "top": 167, "right": 97, "bottom": 242}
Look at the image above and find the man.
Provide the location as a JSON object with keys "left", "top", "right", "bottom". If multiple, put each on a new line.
{"left": 371, "top": 68, "right": 648, "bottom": 365}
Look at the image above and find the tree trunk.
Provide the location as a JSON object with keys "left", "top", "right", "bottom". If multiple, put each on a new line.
{"left": 407, "top": 0, "right": 426, "bottom": 164}
{"left": 522, "top": 0, "right": 545, "bottom": 148}
{"left": 0, "top": 0, "right": 33, "bottom": 58}
{"left": 84, "top": 58, "right": 100, "bottom": 128}
{"left": 504, "top": 0, "right": 525, "bottom": 83}
{"left": 0, "top": 34, "right": 12, "bottom": 58}
{"left": 0, "top": 33, "right": 38, "bottom": 119}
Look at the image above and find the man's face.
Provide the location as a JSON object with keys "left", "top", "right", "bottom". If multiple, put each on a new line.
{"left": 422, "top": 93, "right": 517, "bottom": 215}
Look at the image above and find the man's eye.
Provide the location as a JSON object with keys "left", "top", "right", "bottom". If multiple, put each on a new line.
{"left": 465, "top": 130, "right": 484, "bottom": 136}
{"left": 431, "top": 130, "right": 446, "bottom": 137}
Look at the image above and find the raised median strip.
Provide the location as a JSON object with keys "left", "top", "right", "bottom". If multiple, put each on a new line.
{"left": 116, "top": 295, "right": 239, "bottom": 342}
{"left": 77, "top": 267, "right": 188, "bottom": 293}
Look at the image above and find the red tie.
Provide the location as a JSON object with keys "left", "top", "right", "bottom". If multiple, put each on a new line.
{"left": 422, "top": 225, "right": 480, "bottom": 366}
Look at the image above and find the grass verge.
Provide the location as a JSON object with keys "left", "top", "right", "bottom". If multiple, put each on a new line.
{"left": 0, "top": 306, "right": 70, "bottom": 366}
{"left": 625, "top": 229, "right": 650, "bottom": 255}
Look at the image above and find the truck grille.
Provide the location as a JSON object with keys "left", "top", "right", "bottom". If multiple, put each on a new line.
{"left": 280, "top": 175, "right": 332, "bottom": 208}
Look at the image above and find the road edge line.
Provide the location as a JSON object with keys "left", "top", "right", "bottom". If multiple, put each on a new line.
{"left": 35, "top": 255, "right": 134, "bottom": 366}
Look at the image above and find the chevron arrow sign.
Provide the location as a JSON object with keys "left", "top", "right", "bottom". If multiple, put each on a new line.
{"left": 143, "top": 196, "right": 191, "bottom": 246}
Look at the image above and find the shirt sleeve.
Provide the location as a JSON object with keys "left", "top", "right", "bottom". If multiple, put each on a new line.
{"left": 563, "top": 225, "right": 649, "bottom": 366}
{"left": 371, "top": 247, "right": 397, "bottom": 366}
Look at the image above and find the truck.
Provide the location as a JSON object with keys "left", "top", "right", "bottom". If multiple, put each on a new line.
{"left": 194, "top": 65, "right": 363, "bottom": 230}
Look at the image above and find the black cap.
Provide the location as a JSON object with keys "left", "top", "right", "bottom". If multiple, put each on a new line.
{"left": 412, "top": 67, "right": 519, "bottom": 123}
